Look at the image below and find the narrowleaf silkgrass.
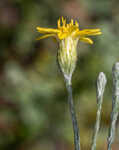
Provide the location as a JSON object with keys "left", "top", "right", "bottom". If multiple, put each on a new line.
{"left": 36, "top": 17, "right": 101, "bottom": 150}
{"left": 36, "top": 17, "right": 119, "bottom": 150}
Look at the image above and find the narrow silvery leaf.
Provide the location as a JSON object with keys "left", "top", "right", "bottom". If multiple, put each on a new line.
{"left": 91, "top": 72, "right": 107, "bottom": 150}
{"left": 107, "top": 63, "right": 119, "bottom": 150}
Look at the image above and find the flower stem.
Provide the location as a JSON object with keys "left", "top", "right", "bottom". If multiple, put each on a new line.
{"left": 65, "top": 78, "right": 80, "bottom": 150}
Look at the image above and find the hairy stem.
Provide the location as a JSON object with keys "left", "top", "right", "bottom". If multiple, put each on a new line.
{"left": 65, "top": 78, "right": 80, "bottom": 150}
{"left": 107, "top": 63, "right": 119, "bottom": 150}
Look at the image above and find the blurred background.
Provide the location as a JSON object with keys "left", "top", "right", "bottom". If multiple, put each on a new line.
{"left": 0, "top": 0, "right": 118, "bottom": 150}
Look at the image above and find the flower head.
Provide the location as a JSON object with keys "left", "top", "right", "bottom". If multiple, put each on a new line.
{"left": 36, "top": 17, "right": 101, "bottom": 44}
{"left": 36, "top": 17, "right": 102, "bottom": 84}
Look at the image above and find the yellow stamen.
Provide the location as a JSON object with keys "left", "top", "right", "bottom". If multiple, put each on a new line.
{"left": 71, "top": 19, "right": 73, "bottom": 26}
{"left": 58, "top": 19, "right": 61, "bottom": 28}
{"left": 75, "top": 20, "right": 79, "bottom": 27}
{"left": 62, "top": 16, "right": 64, "bottom": 26}
{"left": 63, "top": 18, "right": 66, "bottom": 27}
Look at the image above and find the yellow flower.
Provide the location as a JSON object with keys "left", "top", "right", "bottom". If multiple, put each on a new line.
{"left": 36, "top": 17, "right": 102, "bottom": 84}
{"left": 36, "top": 17, "right": 101, "bottom": 44}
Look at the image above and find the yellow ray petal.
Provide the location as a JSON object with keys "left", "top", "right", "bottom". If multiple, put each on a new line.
{"left": 36, "top": 34, "right": 56, "bottom": 40}
{"left": 36, "top": 27, "right": 60, "bottom": 34}
{"left": 77, "top": 29, "right": 102, "bottom": 36}
{"left": 80, "top": 37, "right": 93, "bottom": 44}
